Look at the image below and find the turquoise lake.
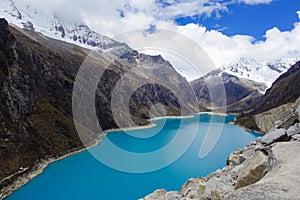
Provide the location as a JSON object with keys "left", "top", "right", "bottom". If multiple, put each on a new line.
{"left": 8, "top": 114, "right": 259, "bottom": 200}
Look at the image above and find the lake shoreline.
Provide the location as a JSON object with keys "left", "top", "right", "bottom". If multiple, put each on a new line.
{"left": 1, "top": 115, "right": 193, "bottom": 199}
{"left": 0, "top": 112, "right": 235, "bottom": 200}
{"left": 104, "top": 123, "right": 157, "bottom": 134}
{"left": 199, "top": 111, "right": 228, "bottom": 116}
{"left": 229, "top": 121, "right": 265, "bottom": 135}
{"left": 0, "top": 139, "right": 101, "bottom": 200}
{"left": 104, "top": 114, "right": 197, "bottom": 134}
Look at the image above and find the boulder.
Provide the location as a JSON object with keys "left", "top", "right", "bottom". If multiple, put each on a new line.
{"left": 180, "top": 178, "right": 206, "bottom": 199}
{"left": 274, "top": 120, "right": 283, "bottom": 128}
{"left": 226, "top": 148, "right": 246, "bottom": 166}
{"left": 227, "top": 153, "right": 246, "bottom": 166}
{"left": 286, "top": 123, "right": 300, "bottom": 136}
{"left": 142, "top": 189, "right": 168, "bottom": 200}
{"left": 205, "top": 176, "right": 232, "bottom": 198}
{"left": 255, "top": 137, "right": 262, "bottom": 143}
{"left": 254, "top": 142, "right": 265, "bottom": 152}
{"left": 225, "top": 141, "right": 300, "bottom": 200}
{"left": 235, "top": 151, "right": 268, "bottom": 189}
{"left": 260, "top": 129, "right": 287, "bottom": 146}
{"left": 292, "top": 134, "right": 300, "bottom": 141}
{"left": 206, "top": 169, "right": 222, "bottom": 180}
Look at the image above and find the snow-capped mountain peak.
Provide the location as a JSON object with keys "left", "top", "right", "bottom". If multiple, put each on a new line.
{"left": 0, "top": 0, "right": 130, "bottom": 55}
{"left": 220, "top": 57, "right": 299, "bottom": 88}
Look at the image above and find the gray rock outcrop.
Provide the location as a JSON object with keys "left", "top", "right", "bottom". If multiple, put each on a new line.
{"left": 260, "top": 128, "right": 287, "bottom": 146}
{"left": 224, "top": 141, "right": 300, "bottom": 200}
{"left": 287, "top": 123, "right": 300, "bottom": 136}
{"left": 292, "top": 134, "right": 300, "bottom": 141}
{"left": 142, "top": 129, "right": 300, "bottom": 200}
{"left": 253, "top": 97, "right": 300, "bottom": 133}
{"left": 235, "top": 151, "right": 268, "bottom": 189}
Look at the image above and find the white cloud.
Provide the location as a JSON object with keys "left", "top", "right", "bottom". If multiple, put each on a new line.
{"left": 13, "top": 0, "right": 230, "bottom": 35}
{"left": 126, "top": 0, "right": 157, "bottom": 11}
{"left": 175, "top": 23, "right": 255, "bottom": 67}
{"left": 169, "top": 19, "right": 300, "bottom": 68}
{"left": 153, "top": 0, "right": 228, "bottom": 20}
{"left": 238, "top": 0, "right": 273, "bottom": 5}
{"left": 247, "top": 24, "right": 300, "bottom": 60}
{"left": 112, "top": 15, "right": 300, "bottom": 80}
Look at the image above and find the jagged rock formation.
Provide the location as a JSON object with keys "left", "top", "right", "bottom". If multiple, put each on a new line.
{"left": 0, "top": 0, "right": 129, "bottom": 53}
{"left": 191, "top": 70, "right": 265, "bottom": 113}
{"left": 224, "top": 141, "right": 300, "bottom": 199}
{"left": 0, "top": 18, "right": 198, "bottom": 195}
{"left": 252, "top": 98, "right": 300, "bottom": 133}
{"left": 236, "top": 61, "right": 300, "bottom": 132}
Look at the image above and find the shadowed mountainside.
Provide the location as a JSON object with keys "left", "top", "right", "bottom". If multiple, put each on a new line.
{"left": 0, "top": 18, "right": 198, "bottom": 190}
{"left": 191, "top": 70, "right": 265, "bottom": 113}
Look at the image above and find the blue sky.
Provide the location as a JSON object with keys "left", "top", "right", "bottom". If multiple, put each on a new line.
{"left": 175, "top": 0, "right": 300, "bottom": 40}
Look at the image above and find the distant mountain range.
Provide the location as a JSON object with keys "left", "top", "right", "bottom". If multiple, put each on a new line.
{"left": 191, "top": 70, "right": 267, "bottom": 112}
{"left": 0, "top": 0, "right": 133, "bottom": 58}
{"left": 220, "top": 57, "right": 299, "bottom": 88}
{"left": 1, "top": 0, "right": 299, "bottom": 89}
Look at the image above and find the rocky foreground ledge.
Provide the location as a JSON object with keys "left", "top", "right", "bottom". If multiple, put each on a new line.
{"left": 142, "top": 122, "right": 300, "bottom": 200}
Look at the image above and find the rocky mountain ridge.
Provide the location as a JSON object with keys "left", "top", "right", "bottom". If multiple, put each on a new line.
{"left": 0, "top": 0, "right": 135, "bottom": 58}
{"left": 0, "top": 18, "right": 198, "bottom": 197}
{"left": 191, "top": 70, "right": 266, "bottom": 113}
{"left": 236, "top": 61, "right": 300, "bottom": 132}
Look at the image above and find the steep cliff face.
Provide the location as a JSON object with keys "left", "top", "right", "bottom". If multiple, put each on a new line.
{"left": 0, "top": 18, "right": 87, "bottom": 185}
{"left": 0, "top": 18, "right": 198, "bottom": 190}
{"left": 236, "top": 61, "right": 300, "bottom": 132}
{"left": 252, "top": 98, "right": 300, "bottom": 133}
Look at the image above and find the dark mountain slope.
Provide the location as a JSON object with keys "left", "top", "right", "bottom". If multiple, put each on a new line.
{"left": 191, "top": 70, "right": 265, "bottom": 113}
{"left": 236, "top": 61, "right": 300, "bottom": 131}
{"left": 0, "top": 18, "right": 198, "bottom": 189}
